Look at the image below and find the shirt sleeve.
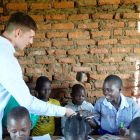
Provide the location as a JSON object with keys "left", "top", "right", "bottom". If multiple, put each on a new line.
{"left": 132, "top": 100, "right": 140, "bottom": 119}
{"left": 0, "top": 56, "right": 66, "bottom": 117}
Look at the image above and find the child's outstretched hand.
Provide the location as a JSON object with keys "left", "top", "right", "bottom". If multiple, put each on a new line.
{"left": 80, "top": 106, "right": 84, "bottom": 110}
{"left": 119, "top": 127, "right": 129, "bottom": 136}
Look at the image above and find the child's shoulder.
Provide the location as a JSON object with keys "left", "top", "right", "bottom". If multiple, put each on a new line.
{"left": 125, "top": 96, "right": 137, "bottom": 105}
{"left": 48, "top": 98, "right": 60, "bottom": 105}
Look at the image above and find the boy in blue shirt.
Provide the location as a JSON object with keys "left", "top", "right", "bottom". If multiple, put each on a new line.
{"left": 91, "top": 75, "right": 140, "bottom": 136}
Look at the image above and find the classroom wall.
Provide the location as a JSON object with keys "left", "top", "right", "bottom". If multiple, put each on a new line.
{"left": 0, "top": 0, "right": 140, "bottom": 105}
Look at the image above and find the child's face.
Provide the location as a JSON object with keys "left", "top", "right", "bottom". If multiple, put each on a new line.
{"left": 72, "top": 89, "right": 85, "bottom": 105}
{"left": 7, "top": 117, "right": 32, "bottom": 140}
{"left": 103, "top": 81, "right": 121, "bottom": 103}
{"left": 129, "top": 130, "right": 140, "bottom": 140}
{"left": 37, "top": 81, "right": 51, "bottom": 100}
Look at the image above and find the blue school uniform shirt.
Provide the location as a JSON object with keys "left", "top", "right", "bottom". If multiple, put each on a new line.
{"left": 93, "top": 93, "right": 140, "bottom": 135}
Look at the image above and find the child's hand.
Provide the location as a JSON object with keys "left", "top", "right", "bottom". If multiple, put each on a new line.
{"left": 80, "top": 106, "right": 84, "bottom": 110}
{"left": 119, "top": 127, "right": 129, "bottom": 136}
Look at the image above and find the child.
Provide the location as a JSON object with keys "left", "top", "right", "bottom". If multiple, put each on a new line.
{"left": 64, "top": 113, "right": 91, "bottom": 140}
{"left": 129, "top": 117, "right": 140, "bottom": 140}
{"left": 61, "top": 84, "right": 94, "bottom": 135}
{"left": 31, "top": 76, "right": 61, "bottom": 136}
{"left": 7, "top": 106, "right": 32, "bottom": 140}
{"left": 92, "top": 75, "right": 140, "bottom": 136}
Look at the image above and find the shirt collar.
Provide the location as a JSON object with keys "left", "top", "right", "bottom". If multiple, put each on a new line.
{"left": 103, "top": 93, "right": 129, "bottom": 110}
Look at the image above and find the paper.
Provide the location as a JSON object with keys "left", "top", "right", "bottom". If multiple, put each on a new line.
{"left": 32, "top": 134, "right": 52, "bottom": 140}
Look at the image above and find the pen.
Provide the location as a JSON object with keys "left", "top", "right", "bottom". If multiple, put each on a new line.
{"left": 121, "top": 122, "right": 124, "bottom": 128}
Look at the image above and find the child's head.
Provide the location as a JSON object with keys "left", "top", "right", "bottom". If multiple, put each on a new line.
{"left": 103, "top": 75, "right": 122, "bottom": 102}
{"left": 130, "top": 117, "right": 140, "bottom": 140}
{"left": 64, "top": 113, "right": 91, "bottom": 140}
{"left": 71, "top": 84, "right": 86, "bottom": 105}
{"left": 7, "top": 106, "right": 32, "bottom": 140}
{"left": 35, "top": 76, "right": 51, "bottom": 101}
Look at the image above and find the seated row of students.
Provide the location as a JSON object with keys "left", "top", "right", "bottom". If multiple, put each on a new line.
{"left": 3, "top": 74, "right": 140, "bottom": 139}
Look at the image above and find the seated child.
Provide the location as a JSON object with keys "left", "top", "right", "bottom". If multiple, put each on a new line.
{"left": 31, "top": 76, "right": 61, "bottom": 136}
{"left": 91, "top": 75, "right": 140, "bottom": 136}
{"left": 129, "top": 117, "right": 140, "bottom": 140}
{"left": 7, "top": 106, "right": 32, "bottom": 140}
{"left": 61, "top": 84, "right": 94, "bottom": 135}
{"left": 64, "top": 113, "right": 91, "bottom": 140}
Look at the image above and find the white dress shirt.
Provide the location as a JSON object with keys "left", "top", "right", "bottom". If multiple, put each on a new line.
{"left": 0, "top": 36, "right": 66, "bottom": 138}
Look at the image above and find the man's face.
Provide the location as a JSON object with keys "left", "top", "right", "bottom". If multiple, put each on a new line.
{"left": 7, "top": 117, "right": 32, "bottom": 140}
{"left": 103, "top": 81, "right": 121, "bottom": 103}
{"left": 15, "top": 29, "right": 35, "bottom": 50}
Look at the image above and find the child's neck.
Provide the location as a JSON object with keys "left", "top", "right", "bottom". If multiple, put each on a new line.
{"left": 42, "top": 98, "right": 49, "bottom": 102}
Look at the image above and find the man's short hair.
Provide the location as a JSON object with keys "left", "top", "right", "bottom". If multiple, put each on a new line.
{"left": 130, "top": 117, "right": 140, "bottom": 134}
{"left": 6, "top": 12, "right": 37, "bottom": 33}
{"left": 71, "top": 84, "right": 85, "bottom": 96}
{"left": 36, "top": 76, "right": 51, "bottom": 88}
{"left": 104, "top": 75, "right": 123, "bottom": 89}
{"left": 7, "top": 106, "right": 30, "bottom": 124}
{"left": 64, "top": 113, "right": 91, "bottom": 140}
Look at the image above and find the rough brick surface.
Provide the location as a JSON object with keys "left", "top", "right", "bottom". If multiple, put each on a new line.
{"left": 46, "top": 14, "right": 65, "bottom": 20}
{"left": 92, "top": 13, "right": 113, "bottom": 19}
{"left": 32, "top": 41, "right": 51, "bottom": 47}
{"left": 128, "top": 22, "right": 136, "bottom": 28}
{"left": 53, "top": 41, "right": 73, "bottom": 47}
{"left": 72, "top": 67, "right": 91, "bottom": 72}
{"left": 134, "top": 48, "right": 140, "bottom": 54}
{"left": 68, "top": 31, "right": 90, "bottom": 39}
{"left": 91, "top": 31, "right": 110, "bottom": 37}
{"left": 112, "top": 47, "right": 131, "bottom": 53}
{"left": 58, "top": 58, "right": 76, "bottom": 64}
{"left": 76, "top": 39, "right": 95, "bottom": 46}
{"left": 0, "top": 8, "right": 3, "bottom": 13}
{"left": 54, "top": 1, "right": 74, "bottom": 8}
{"left": 78, "top": 23, "right": 98, "bottom": 29}
{"left": 47, "top": 49, "right": 66, "bottom": 56}
{"left": 76, "top": 0, "right": 96, "bottom": 7}
{"left": 102, "top": 56, "right": 122, "bottom": 62}
{"left": 36, "top": 58, "right": 55, "bottom": 64}
{"left": 54, "top": 23, "right": 74, "bottom": 30}
{"left": 98, "top": 39, "right": 117, "bottom": 46}
{"left": 46, "top": 32, "right": 67, "bottom": 38}
{"left": 97, "top": 65, "right": 116, "bottom": 71}
{"left": 54, "top": 76, "right": 74, "bottom": 81}
{"left": 68, "top": 49, "right": 87, "bottom": 55}
{"left": 114, "top": 30, "right": 122, "bottom": 36}
{"left": 125, "top": 56, "right": 140, "bottom": 62}
{"left": 34, "top": 33, "right": 45, "bottom": 39}
{"left": 125, "top": 30, "right": 140, "bottom": 36}
{"left": 79, "top": 57, "right": 98, "bottom": 63}
{"left": 105, "top": 22, "right": 124, "bottom": 29}
{"left": 27, "top": 51, "right": 46, "bottom": 56}
{"left": 14, "top": 50, "right": 24, "bottom": 57}
{"left": 118, "top": 65, "right": 137, "bottom": 71}
{"left": 123, "top": 13, "right": 140, "bottom": 19}
{"left": 31, "top": 3, "right": 51, "bottom": 10}
{"left": 30, "top": 15, "right": 44, "bottom": 21}
{"left": 98, "top": 0, "right": 120, "bottom": 5}
{"left": 120, "top": 39, "right": 139, "bottom": 45}
{"left": 6, "top": 3, "right": 27, "bottom": 10}
{"left": 68, "top": 14, "right": 89, "bottom": 20}
{"left": 0, "top": 16, "right": 10, "bottom": 21}
{"left": 89, "top": 48, "right": 108, "bottom": 54}
{"left": 18, "top": 59, "right": 32, "bottom": 65}
{"left": 123, "top": 0, "right": 140, "bottom": 4}
{"left": 37, "top": 24, "right": 51, "bottom": 30}
{"left": 26, "top": 68, "right": 46, "bottom": 73}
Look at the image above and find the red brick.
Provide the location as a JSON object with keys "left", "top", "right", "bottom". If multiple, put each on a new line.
{"left": 54, "top": 23, "right": 74, "bottom": 30}
{"left": 68, "top": 49, "right": 87, "bottom": 55}
{"left": 6, "top": 3, "right": 27, "bottom": 10}
{"left": 76, "top": 0, "right": 96, "bottom": 6}
{"left": 76, "top": 39, "right": 95, "bottom": 46}
{"left": 54, "top": 76, "right": 74, "bottom": 81}
{"left": 54, "top": 1, "right": 74, "bottom": 8}
{"left": 58, "top": 93, "right": 65, "bottom": 98}
{"left": 27, "top": 83, "right": 35, "bottom": 90}
{"left": 91, "top": 31, "right": 110, "bottom": 37}
{"left": 31, "top": 3, "right": 51, "bottom": 10}
{"left": 79, "top": 57, "right": 97, "bottom": 63}
{"left": 47, "top": 49, "right": 66, "bottom": 56}
{"left": 97, "top": 65, "right": 116, "bottom": 71}
{"left": 115, "top": 13, "right": 120, "bottom": 19}
{"left": 137, "top": 5, "right": 140, "bottom": 12}
{"left": 0, "top": 16, "right": 10, "bottom": 21}
{"left": 123, "top": 0, "right": 140, "bottom": 4}
{"left": 48, "top": 66, "right": 69, "bottom": 73}
{"left": 35, "top": 58, "right": 55, "bottom": 64}
{"left": 105, "top": 22, "right": 124, "bottom": 29}
{"left": 58, "top": 58, "right": 76, "bottom": 64}
{"left": 125, "top": 56, "right": 140, "bottom": 62}
{"left": 98, "top": 39, "right": 117, "bottom": 46}
{"left": 92, "top": 13, "right": 113, "bottom": 19}
{"left": 34, "top": 33, "right": 45, "bottom": 39}
{"left": 94, "top": 82, "right": 103, "bottom": 89}
{"left": 72, "top": 67, "right": 91, "bottom": 72}
{"left": 116, "top": 74, "right": 131, "bottom": 79}
{"left": 27, "top": 51, "right": 46, "bottom": 56}
{"left": 134, "top": 48, "right": 140, "bottom": 54}
{"left": 125, "top": 30, "right": 140, "bottom": 36}
{"left": 118, "top": 65, "right": 137, "bottom": 71}
{"left": 32, "top": 41, "right": 51, "bottom": 47}
{"left": 123, "top": 81, "right": 136, "bottom": 88}
{"left": 122, "top": 90, "right": 132, "bottom": 97}
{"left": 98, "top": 0, "right": 120, "bottom": 5}
{"left": 14, "top": 50, "right": 24, "bottom": 57}
{"left": 32, "top": 75, "right": 52, "bottom": 82}
{"left": 128, "top": 21, "right": 136, "bottom": 28}
{"left": 18, "top": 59, "right": 32, "bottom": 65}
{"left": 26, "top": 68, "right": 46, "bottom": 73}
{"left": 89, "top": 48, "right": 108, "bottom": 54}
{"left": 53, "top": 41, "right": 73, "bottom": 47}
{"left": 68, "top": 14, "right": 89, "bottom": 20}
{"left": 65, "top": 93, "right": 71, "bottom": 98}
{"left": 37, "top": 24, "right": 51, "bottom": 30}
{"left": 0, "top": 7, "right": 3, "bottom": 13}
{"left": 46, "top": 32, "right": 67, "bottom": 38}
{"left": 123, "top": 13, "right": 140, "bottom": 19}
{"left": 23, "top": 76, "right": 29, "bottom": 82}
{"left": 68, "top": 31, "right": 90, "bottom": 39}
{"left": 83, "top": 83, "right": 91, "bottom": 89}
{"left": 114, "top": 30, "right": 122, "bottom": 36}
{"left": 46, "top": 14, "right": 65, "bottom": 20}
{"left": 102, "top": 56, "right": 122, "bottom": 62}
{"left": 120, "top": 39, "right": 139, "bottom": 45}
{"left": 78, "top": 23, "right": 98, "bottom": 29}
{"left": 30, "top": 15, "right": 44, "bottom": 22}
{"left": 112, "top": 47, "right": 131, "bottom": 53}
{"left": 89, "top": 74, "right": 108, "bottom": 80}
{"left": 0, "top": 25, "right": 4, "bottom": 30}
{"left": 51, "top": 84, "right": 69, "bottom": 89}
{"left": 88, "top": 91, "right": 104, "bottom": 98}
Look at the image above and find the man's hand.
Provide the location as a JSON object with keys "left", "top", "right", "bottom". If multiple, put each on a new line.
{"left": 65, "top": 108, "right": 76, "bottom": 118}
{"left": 119, "top": 127, "right": 129, "bottom": 136}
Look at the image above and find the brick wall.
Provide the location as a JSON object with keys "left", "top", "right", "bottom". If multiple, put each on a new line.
{"left": 1, "top": 0, "right": 140, "bottom": 105}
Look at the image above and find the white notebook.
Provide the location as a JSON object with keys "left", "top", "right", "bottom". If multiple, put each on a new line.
{"left": 32, "top": 134, "right": 52, "bottom": 140}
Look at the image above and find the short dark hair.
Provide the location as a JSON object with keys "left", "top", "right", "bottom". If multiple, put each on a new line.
{"left": 64, "top": 113, "right": 91, "bottom": 140}
{"left": 7, "top": 106, "right": 30, "bottom": 124}
{"left": 36, "top": 76, "right": 51, "bottom": 88}
{"left": 6, "top": 12, "right": 37, "bottom": 33}
{"left": 130, "top": 117, "right": 140, "bottom": 134}
{"left": 104, "top": 75, "right": 123, "bottom": 89}
{"left": 71, "top": 84, "right": 85, "bottom": 96}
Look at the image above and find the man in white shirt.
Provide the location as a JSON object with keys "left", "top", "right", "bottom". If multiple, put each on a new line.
{"left": 0, "top": 12, "right": 75, "bottom": 139}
